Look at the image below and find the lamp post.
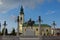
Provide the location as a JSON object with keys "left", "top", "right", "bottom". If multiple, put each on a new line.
{"left": 38, "top": 16, "right": 41, "bottom": 36}
{"left": 0, "top": 22, "right": 1, "bottom": 33}
{"left": 52, "top": 21, "right": 56, "bottom": 36}
{"left": 3, "top": 21, "right": 7, "bottom": 36}
{"left": 17, "top": 16, "right": 19, "bottom": 37}
{"left": 38, "top": 16, "right": 42, "bottom": 40}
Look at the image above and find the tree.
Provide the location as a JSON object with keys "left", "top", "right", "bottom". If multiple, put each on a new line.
{"left": 5, "top": 28, "right": 8, "bottom": 35}
{"left": 2, "top": 28, "right": 8, "bottom": 35}
{"left": 2, "top": 28, "right": 4, "bottom": 35}
{"left": 11, "top": 28, "right": 16, "bottom": 35}
{"left": 0, "top": 22, "right": 1, "bottom": 35}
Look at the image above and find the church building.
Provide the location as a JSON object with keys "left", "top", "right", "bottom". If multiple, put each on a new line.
{"left": 18, "top": 6, "right": 51, "bottom": 36}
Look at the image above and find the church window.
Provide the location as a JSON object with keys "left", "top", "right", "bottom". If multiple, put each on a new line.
{"left": 20, "top": 17, "right": 22, "bottom": 20}
{"left": 46, "top": 29, "right": 48, "bottom": 32}
{"left": 36, "top": 28, "right": 38, "bottom": 31}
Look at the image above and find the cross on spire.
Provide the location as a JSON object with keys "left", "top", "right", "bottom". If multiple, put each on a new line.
{"left": 20, "top": 5, "right": 23, "bottom": 12}
{"left": 20, "top": 5, "right": 24, "bottom": 14}
{"left": 3, "top": 21, "right": 7, "bottom": 26}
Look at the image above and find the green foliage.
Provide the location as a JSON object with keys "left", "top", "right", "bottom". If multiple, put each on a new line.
{"left": 0, "top": 32, "right": 2, "bottom": 35}
{"left": 2, "top": 28, "right": 8, "bottom": 35}
{"left": 10, "top": 28, "right": 16, "bottom": 35}
{"left": 2, "top": 28, "right": 4, "bottom": 35}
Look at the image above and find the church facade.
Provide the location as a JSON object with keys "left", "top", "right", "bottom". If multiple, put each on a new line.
{"left": 18, "top": 6, "right": 51, "bottom": 36}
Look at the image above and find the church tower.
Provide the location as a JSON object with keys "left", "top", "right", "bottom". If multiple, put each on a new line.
{"left": 19, "top": 6, "right": 24, "bottom": 33}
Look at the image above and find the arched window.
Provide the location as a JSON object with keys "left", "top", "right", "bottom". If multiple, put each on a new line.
{"left": 36, "top": 28, "right": 38, "bottom": 31}
{"left": 46, "top": 29, "right": 48, "bottom": 32}
{"left": 20, "top": 17, "right": 22, "bottom": 20}
{"left": 46, "top": 29, "right": 49, "bottom": 36}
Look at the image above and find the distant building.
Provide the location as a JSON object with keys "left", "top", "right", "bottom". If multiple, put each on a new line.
{"left": 18, "top": 6, "right": 51, "bottom": 36}
{"left": 52, "top": 28, "right": 60, "bottom": 36}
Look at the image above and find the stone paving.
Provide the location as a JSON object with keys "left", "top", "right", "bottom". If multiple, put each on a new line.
{"left": 0, "top": 36, "right": 60, "bottom": 40}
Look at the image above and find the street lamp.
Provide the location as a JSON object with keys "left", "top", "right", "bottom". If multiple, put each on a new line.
{"left": 52, "top": 21, "right": 56, "bottom": 36}
{"left": 0, "top": 22, "right": 1, "bottom": 33}
{"left": 38, "top": 16, "right": 42, "bottom": 40}
{"left": 17, "top": 16, "right": 19, "bottom": 37}
{"left": 38, "top": 16, "right": 42, "bottom": 36}
{"left": 3, "top": 21, "right": 7, "bottom": 36}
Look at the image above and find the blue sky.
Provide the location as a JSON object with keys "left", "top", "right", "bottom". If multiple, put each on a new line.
{"left": 0, "top": 0, "right": 60, "bottom": 33}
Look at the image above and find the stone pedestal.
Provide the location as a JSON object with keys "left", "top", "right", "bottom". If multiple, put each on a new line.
{"left": 23, "top": 27, "right": 35, "bottom": 36}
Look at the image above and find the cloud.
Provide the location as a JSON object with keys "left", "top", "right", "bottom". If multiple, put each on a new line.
{"left": 21, "top": 0, "right": 44, "bottom": 8}
{"left": 0, "top": 0, "right": 3, "bottom": 5}
{"left": 0, "top": 0, "right": 58, "bottom": 13}
{"left": 0, "top": 0, "right": 46, "bottom": 13}
{"left": 57, "top": 0, "right": 60, "bottom": 2}
{"left": 46, "top": 10, "right": 55, "bottom": 15}
{"left": 10, "top": 15, "right": 17, "bottom": 21}
{"left": 0, "top": 0, "right": 20, "bottom": 13}
{"left": 47, "top": 0, "right": 52, "bottom": 3}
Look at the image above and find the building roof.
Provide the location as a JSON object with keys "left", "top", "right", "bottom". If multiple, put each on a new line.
{"left": 23, "top": 23, "right": 51, "bottom": 27}
{"left": 52, "top": 28, "right": 60, "bottom": 30}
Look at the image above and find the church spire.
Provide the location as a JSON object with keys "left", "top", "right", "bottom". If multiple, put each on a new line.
{"left": 20, "top": 5, "right": 24, "bottom": 14}
{"left": 20, "top": 6, "right": 23, "bottom": 12}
